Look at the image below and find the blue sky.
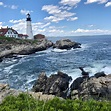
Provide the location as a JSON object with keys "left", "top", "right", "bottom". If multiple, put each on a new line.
{"left": 0, "top": 0, "right": 111, "bottom": 36}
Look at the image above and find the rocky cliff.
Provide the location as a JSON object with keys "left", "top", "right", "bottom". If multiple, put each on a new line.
{"left": 0, "top": 36, "right": 53, "bottom": 61}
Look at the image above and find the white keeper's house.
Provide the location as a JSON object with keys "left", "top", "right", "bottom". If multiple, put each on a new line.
{"left": 0, "top": 27, "right": 28, "bottom": 39}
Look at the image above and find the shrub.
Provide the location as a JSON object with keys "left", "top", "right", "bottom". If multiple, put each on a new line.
{"left": 0, "top": 93, "right": 111, "bottom": 111}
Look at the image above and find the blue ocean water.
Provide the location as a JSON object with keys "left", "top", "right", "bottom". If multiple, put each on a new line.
{"left": 0, "top": 35, "right": 111, "bottom": 90}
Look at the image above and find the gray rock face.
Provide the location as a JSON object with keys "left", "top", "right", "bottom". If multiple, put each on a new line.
{"left": 53, "top": 39, "right": 81, "bottom": 50}
{"left": 94, "top": 71, "right": 106, "bottom": 78}
{"left": 70, "top": 77, "right": 84, "bottom": 91}
{"left": 0, "top": 38, "right": 53, "bottom": 61}
{"left": 32, "top": 71, "right": 72, "bottom": 98}
{"left": 32, "top": 72, "right": 47, "bottom": 92}
{"left": 70, "top": 75, "right": 111, "bottom": 100}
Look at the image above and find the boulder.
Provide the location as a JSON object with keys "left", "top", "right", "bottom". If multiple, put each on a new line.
{"left": 32, "top": 72, "right": 47, "bottom": 92}
{"left": 94, "top": 71, "right": 106, "bottom": 78}
{"left": 70, "top": 77, "right": 84, "bottom": 91}
{"left": 53, "top": 39, "right": 81, "bottom": 50}
{"left": 32, "top": 71, "right": 72, "bottom": 98}
{"left": 70, "top": 76, "right": 110, "bottom": 100}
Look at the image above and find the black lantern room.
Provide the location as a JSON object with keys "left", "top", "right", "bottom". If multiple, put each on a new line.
{"left": 26, "top": 13, "right": 31, "bottom": 21}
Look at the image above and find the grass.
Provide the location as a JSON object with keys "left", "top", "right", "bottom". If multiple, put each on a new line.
{"left": 0, "top": 93, "right": 111, "bottom": 111}
{"left": 0, "top": 36, "right": 38, "bottom": 45}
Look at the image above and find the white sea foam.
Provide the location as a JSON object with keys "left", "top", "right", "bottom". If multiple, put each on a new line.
{"left": 101, "top": 66, "right": 111, "bottom": 74}
{"left": 51, "top": 48, "right": 67, "bottom": 53}
{"left": 36, "top": 48, "right": 52, "bottom": 54}
{"left": 84, "top": 62, "right": 111, "bottom": 76}
{"left": 17, "top": 55, "right": 28, "bottom": 57}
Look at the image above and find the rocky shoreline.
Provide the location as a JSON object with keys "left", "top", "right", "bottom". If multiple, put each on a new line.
{"left": 1, "top": 36, "right": 110, "bottom": 102}
{"left": 0, "top": 70, "right": 111, "bottom": 103}
{"left": 0, "top": 37, "right": 53, "bottom": 62}
{"left": 0, "top": 36, "right": 81, "bottom": 62}
{"left": 32, "top": 70, "right": 111, "bottom": 100}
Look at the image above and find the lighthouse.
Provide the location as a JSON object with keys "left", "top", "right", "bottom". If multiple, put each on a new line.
{"left": 26, "top": 13, "right": 33, "bottom": 39}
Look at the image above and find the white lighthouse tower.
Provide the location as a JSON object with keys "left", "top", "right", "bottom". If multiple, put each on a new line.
{"left": 26, "top": 13, "right": 33, "bottom": 39}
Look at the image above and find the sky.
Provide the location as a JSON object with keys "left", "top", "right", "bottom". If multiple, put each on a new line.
{"left": 0, "top": 0, "right": 111, "bottom": 36}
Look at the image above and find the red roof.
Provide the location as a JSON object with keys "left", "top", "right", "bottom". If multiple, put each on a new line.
{"left": 0, "top": 28, "right": 8, "bottom": 36}
{"left": 18, "top": 34, "right": 28, "bottom": 38}
{"left": 34, "top": 34, "right": 45, "bottom": 39}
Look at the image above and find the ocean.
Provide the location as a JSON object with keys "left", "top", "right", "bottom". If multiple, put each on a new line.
{"left": 0, "top": 35, "right": 111, "bottom": 90}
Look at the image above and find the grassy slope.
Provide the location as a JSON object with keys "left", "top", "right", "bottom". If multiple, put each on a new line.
{"left": 0, "top": 36, "right": 38, "bottom": 45}
{"left": 0, "top": 93, "right": 111, "bottom": 111}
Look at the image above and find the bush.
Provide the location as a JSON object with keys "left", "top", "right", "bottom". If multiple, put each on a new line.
{"left": 0, "top": 93, "right": 111, "bottom": 111}
{"left": 0, "top": 36, "right": 38, "bottom": 45}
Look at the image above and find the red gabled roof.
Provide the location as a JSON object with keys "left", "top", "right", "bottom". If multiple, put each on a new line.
{"left": 0, "top": 28, "right": 8, "bottom": 36}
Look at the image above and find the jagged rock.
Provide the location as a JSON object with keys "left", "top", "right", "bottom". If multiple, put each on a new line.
{"left": 0, "top": 37, "right": 53, "bottom": 61}
{"left": 79, "top": 67, "right": 89, "bottom": 77}
{"left": 32, "top": 72, "right": 47, "bottom": 92}
{"left": 94, "top": 71, "right": 106, "bottom": 78}
{"left": 53, "top": 39, "right": 81, "bottom": 50}
{"left": 32, "top": 71, "right": 72, "bottom": 98}
{"left": 70, "top": 76, "right": 110, "bottom": 100}
{"left": 70, "top": 77, "right": 84, "bottom": 90}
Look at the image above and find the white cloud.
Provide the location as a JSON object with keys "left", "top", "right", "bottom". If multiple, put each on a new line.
{"left": 48, "top": 29, "right": 64, "bottom": 33}
{"left": 59, "top": 0, "right": 81, "bottom": 6}
{"left": 32, "top": 22, "right": 50, "bottom": 29}
{"left": 0, "top": 22, "right": 3, "bottom": 28}
{"left": 105, "top": 2, "right": 111, "bottom": 7}
{"left": 71, "top": 28, "right": 111, "bottom": 35}
{"left": 0, "top": 2, "right": 3, "bottom": 6}
{"left": 67, "top": 17, "right": 78, "bottom": 21}
{"left": 11, "top": 19, "right": 26, "bottom": 34}
{"left": 20, "top": 9, "right": 33, "bottom": 15}
{"left": 85, "top": 0, "right": 108, "bottom": 4}
{"left": 11, "top": 5, "right": 18, "bottom": 9}
{"left": 59, "top": 6, "right": 72, "bottom": 10}
{"left": 0, "top": 2, "right": 18, "bottom": 9}
{"left": 0, "top": 22, "right": 3, "bottom": 25}
{"left": 42, "top": 5, "right": 76, "bottom": 23}
{"left": 9, "top": 19, "right": 26, "bottom": 24}
{"left": 42, "top": 5, "right": 61, "bottom": 15}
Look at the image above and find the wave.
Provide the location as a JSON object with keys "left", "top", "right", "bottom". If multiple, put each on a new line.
{"left": 52, "top": 48, "right": 67, "bottom": 53}
{"left": 101, "top": 66, "right": 111, "bottom": 74}
{"left": 3, "top": 64, "right": 15, "bottom": 74}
